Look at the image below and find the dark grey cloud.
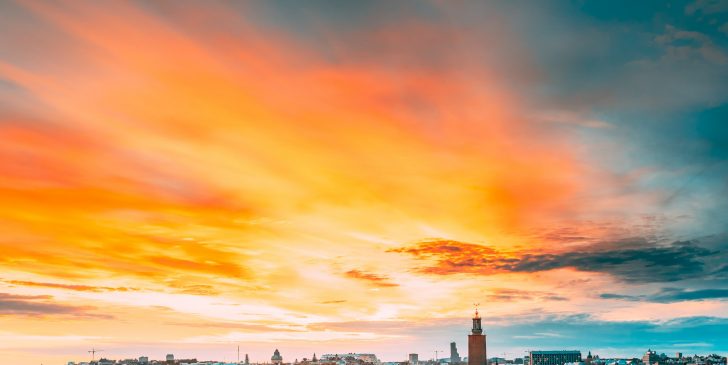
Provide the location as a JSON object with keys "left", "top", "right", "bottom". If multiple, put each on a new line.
{"left": 486, "top": 288, "right": 568, "bottom": 302}
{"left": 600, "top": 288, "right": 728, "bottom": 303}
{"left": 392, "top": 238, "right": 724, "bottom": 283}
{"left": 0, "top": 292, "right": 111, "bottom": 318}
{"left": 504, "top": 240, "right": 718, "bottom": 283}
{"left": 599, "top": 293, "right": 643, "bottom": 301}
{"left": 655, "top": 288, "right": 728, "bottom": 302}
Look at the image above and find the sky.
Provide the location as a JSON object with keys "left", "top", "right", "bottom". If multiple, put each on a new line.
{"left": 0, "top": 0, "right": 727, "bottom": 364}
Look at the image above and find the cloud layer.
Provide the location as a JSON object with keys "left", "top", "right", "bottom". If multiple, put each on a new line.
{"left": 0, "top": 0, "right": 726, "bottom": 364}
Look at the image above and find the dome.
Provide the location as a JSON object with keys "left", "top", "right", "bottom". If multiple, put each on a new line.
{"left": 272, "top": 349, "right": 283, "bottom": 362}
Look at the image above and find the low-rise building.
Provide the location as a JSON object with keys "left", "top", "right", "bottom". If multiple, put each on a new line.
{"left": 529, "top": 351, "right": 582, "bottom": 365}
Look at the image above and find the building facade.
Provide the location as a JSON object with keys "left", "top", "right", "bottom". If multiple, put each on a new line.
{"left": 643, "top": 350, "right": 660, "bottom": 365}
{"left": 529, "top": 351, "right": 581, "bottom": 365}
{"left": 410, "top": 354, "right": 419, "bottom": 365}
{"left": 467, "top": 308, "right": 486, "bottom": 365}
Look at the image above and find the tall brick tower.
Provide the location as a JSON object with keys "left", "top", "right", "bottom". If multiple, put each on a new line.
{"left": 468, "top": 305, "right": 486, "bottom": 365}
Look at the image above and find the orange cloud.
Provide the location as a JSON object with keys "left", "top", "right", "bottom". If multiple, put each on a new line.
{"left": 0, "top": 293, "right": 111, "bottom": 319}
{"left": 5, "top": 280, "right": 137, "bottom": 293}
{"left": 345, "top": 270, "right": 399, "bottom": 288}
{"left": 0, "top": 0, "right": 595, "bottom": 300}
{"left": 388, "top": 239, "right": 505, "bottom": 275}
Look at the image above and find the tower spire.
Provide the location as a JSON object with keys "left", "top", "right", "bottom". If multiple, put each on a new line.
{"left": 468, "top": 305, "right": 486, "bottom": 365}
{"left": 471, "top": 304, "right": 482, "bottom": 335}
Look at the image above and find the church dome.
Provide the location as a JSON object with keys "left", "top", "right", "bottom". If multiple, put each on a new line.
{"left": 272, "top": 349, "right": 283, "bottom": 362}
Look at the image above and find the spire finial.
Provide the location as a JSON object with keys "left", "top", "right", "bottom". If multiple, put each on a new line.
{"left": 473, "top": 303, "right": 480, "bottom": 318}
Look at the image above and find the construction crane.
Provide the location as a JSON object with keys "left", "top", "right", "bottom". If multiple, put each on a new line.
{"left": 88, "top": 348, "right": 104, "bottom": 361}
{"left": 435, "top": 350, "right": 444, "bottom": 364}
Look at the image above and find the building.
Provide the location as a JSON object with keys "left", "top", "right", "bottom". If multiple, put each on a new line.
{"left": 529, "top": 351, "right": 581, "bottom": 365}
{"left": 321, "top": 353, "right": 381, "bottom": 364}
{"left": 139, "top": 357, "right": 149, "bottom": 365}
{"left": 167, "top": 354, "right": 175, "bottom": 363}
{"left": 410, "top": 354, "right": 419, "bottom": 365}
{"left": 643, "top": 350, "right": 659, "bottom": 365}
{"left": 273, "top": 349, "right": 284, "bottom": 365}
{"left": 468, "top": 307, "right": 486, "bottom": 365}
{"left": 451, "top": 343, "right": 461, "bottom": 364}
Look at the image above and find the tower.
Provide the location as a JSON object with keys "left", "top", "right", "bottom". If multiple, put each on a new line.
{"left": 468, "top": 305, "right": 486, "bottom": 365}
{"left": 451, "top": 342, "right": 461, "bottom": 363}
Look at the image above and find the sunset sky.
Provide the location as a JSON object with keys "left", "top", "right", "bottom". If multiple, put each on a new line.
{"left": 1, "top": 1, "right": 727, "bottom": 364}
